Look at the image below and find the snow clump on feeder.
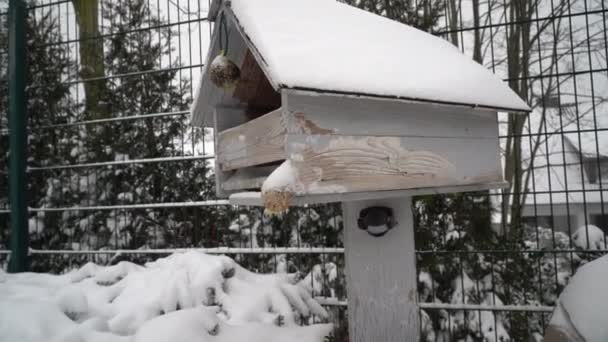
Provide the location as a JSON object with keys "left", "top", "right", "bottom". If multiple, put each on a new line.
{"left": 261, "top": 160, "right": 298, "bottom": 215}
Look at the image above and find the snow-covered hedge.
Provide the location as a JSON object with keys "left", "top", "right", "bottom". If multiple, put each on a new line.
{"left": 0, "top": 252, "right": 333, "bottom": 342}
{"left": 415, "top": 196, "right": 605, "bottom": 342}
{"left": 546, "top": 253, "right": 608, "bottom": 342}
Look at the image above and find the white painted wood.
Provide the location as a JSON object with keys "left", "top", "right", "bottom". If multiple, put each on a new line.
{"left": 342, "top": 197, "right": 419, "bottom": 342}
{"left": 228, "top": 181, "right": 509, "bottom": 206}
{"left": 285, "top": 92, "right": 500, "bottom": 139}
{"left": 214, "top": 91, "right": 503, "bottom": 198}
{"left": 282, "top": 88, "right": 529, "bottom": 114}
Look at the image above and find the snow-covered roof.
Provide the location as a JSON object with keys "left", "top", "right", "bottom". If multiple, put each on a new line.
{"left": 204, "top": 0, "right": 530, "bottom": 113}
{"left": 570, "top": 132, "right": 608, "bottom": 158}
{"left": 524, "top": 134, "right": 606, "bottom": 206}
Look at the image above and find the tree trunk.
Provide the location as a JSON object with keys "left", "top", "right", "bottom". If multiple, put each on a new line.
{"left": 72, "top": 0, "right": 108, "bottom": 120}
{"left": 502, "top": 0, "right": 531, "bottom": 233}
{"left": 472, "top": 0, "right": 482, "bottom": 63}
{"left": 446, "top": 0, "right": 460, "bottom": 47}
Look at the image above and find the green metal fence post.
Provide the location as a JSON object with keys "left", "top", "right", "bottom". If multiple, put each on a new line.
{"left": 7, "top": 0, "right": 28, "bottom": 273}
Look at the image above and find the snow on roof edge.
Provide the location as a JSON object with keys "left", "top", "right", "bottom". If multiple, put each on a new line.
{"left": 229, "top": 0, "right": 530, "bottom": 112}
{"left": 283, "top": 87, "right": 530, "bottom": 114}
{"left": 226, "top": 4, "right": 529, "bottom": 113}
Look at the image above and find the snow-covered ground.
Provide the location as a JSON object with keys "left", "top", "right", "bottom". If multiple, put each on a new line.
{"left": 0, "top": 252, "right": 333, "bottom": 342}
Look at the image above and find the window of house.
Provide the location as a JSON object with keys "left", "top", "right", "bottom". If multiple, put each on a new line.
{"left": 522, "top": 215, "right": 576, "bottom": 233}
{"left": 591, "top": 214, "right": 608, "bottom": 233}
{"left": 583, "top": 158, "right": 608, "bottom": 184}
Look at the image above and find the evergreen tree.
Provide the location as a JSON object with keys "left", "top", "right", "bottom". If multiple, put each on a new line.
{"left": 0, "top": 0, "right": 217, "bottom": 270}
{"left": 340, "top": 0, "right": 445, "bottom": 32}
{"left": 55, "top": 0, "right": 216, "bottom": 257}
{"left": 0, "top": 1, "right": 79, "bottom": 270}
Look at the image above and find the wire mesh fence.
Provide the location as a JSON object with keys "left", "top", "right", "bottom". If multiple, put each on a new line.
{"left": 1, "top": 0, "right": 607, "bottom": 340}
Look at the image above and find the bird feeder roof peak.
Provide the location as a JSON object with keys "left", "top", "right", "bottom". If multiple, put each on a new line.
{"left": 198, "top": 0, "right": 530, "bottom": 118}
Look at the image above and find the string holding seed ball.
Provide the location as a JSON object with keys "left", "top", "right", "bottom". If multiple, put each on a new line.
{"left": 209, "top": 50, "right": 241, "bottom": 89}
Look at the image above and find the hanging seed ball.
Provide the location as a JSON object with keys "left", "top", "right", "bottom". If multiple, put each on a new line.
{"left": 209, "top": 53, "right": 240, "bottom": 89}
{"left": 262, "top": 190, "right": 294, "bottom": 216}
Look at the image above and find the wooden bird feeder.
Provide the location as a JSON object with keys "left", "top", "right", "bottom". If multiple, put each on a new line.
{"left": 191, "top": 0, "right": 530, "bottom": 340}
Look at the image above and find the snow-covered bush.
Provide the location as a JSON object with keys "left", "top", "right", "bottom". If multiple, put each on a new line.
{"left": 573, "top": 224, "right": 606, "bottom": 251}
{"left": 0, "top": 251, "right": 333, "bottom": 342}
{"left": 412, "top": 193, "right": 607, "bottom": 341}
{"left": 546, "top": 253, "right": 608, "bottom": 342}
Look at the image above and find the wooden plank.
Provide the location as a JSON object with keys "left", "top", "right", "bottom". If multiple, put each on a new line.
{"left": 213, "top": 109, "right": 229, "bottom": 198}
{"left": 217, "top": 109, "right": 287, "bottom": 171}
{"left": 207, "top": 0, "right": 222, "bottom": 20}
{"left": 221, "top": 166, "right": 274, "bottom": 191}
{"left": 214, "top": 106, "right": 249, "bottom": 132}
{"left": 285, "top": 92, "right": 499, "bottom": 139}
{"left": 286, "top": 135, "right": 502, "bottom": 194}
{"left": 228, "top": 182, "right": 509, "bottom": 206}
{"left": 343, "top": 197, "right": 419, "bottom": 342}
{"left": 214, "top": 106, "right": 253, "bottom": 197}
{"left": 222, "top": 174, "right": 266, "bottom": 192}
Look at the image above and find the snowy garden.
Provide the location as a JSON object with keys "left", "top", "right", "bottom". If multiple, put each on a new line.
{"left": 0, "top": 252, "right": 334, "bottom": 342}
{"left": 2, "top": 0, "right": 608, "bottom": 341}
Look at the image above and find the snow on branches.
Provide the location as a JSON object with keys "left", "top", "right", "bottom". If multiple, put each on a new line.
{"left": 0, "top": 252, "right": 333, "bottom": 342}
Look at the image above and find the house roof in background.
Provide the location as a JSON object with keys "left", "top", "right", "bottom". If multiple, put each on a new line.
{"left": 569, "top": 132, "right": 608, "bottom": 159}
{"left": 524, "top": 134, "right": 608, "bottom": 205}
{"left": 205, "top": 0, "right": 531, "bottom": 113}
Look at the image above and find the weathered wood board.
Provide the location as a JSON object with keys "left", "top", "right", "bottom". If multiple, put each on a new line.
{"left": 284, "top": 92, "right": 500, "bottom": 139}
{"left": 228, "top": 181, "right": 508, "bottom": 206}
{"left": 285, "top": 134, "right": 502, "bottom": 194}
{"left": 217, "top": 109, "right": 287, "bottom": 171}
{"left": 343, "top": 197, "right": 419, "bottom": 341}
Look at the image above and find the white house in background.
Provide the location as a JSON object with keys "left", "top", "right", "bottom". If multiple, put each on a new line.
{"left": 521, "top": 131, "right": 608, "bottom": 233}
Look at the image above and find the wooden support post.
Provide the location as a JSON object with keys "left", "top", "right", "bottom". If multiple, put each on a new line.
{"left": 343, "top": 197, "right": 419, "bottom": 341}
